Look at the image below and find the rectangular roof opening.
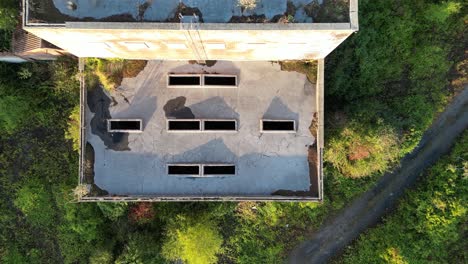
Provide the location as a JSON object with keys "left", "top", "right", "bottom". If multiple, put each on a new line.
{"left": 203, "top": 120, "right": 237, "bottom": 131}
{"left": 261, "top": 120, "right": 296, "bottom": 133}
{"left": 107, "top": 119, "right": 142, "bottom": 133}
{"left": 203, "top": 75, "right": 237, "bottom": 87}
{"left": 167, "top": 165, "right": 200, "bottom": 175}
{"left": 167, "top": 120, "right": 201, "bottom": 131}
{"left": 168, "top": 75, "right": 201, "bottom": 87}
{"left": 203, "top": 165, "right": 236, "bottom": 175}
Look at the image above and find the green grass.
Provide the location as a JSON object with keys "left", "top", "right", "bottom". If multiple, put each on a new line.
{"left": 338, "top": 132, "right": 467, "bottom": 263}
{"left": 0, "top": 0, "right": 466, "bottom": 263}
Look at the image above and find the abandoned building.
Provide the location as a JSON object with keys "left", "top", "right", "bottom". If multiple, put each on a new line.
{"left": 21, "top": 0, "right": 358, "bottom": 201}
{"left": 0, "top": 27, "right": 67, "bottom": 62}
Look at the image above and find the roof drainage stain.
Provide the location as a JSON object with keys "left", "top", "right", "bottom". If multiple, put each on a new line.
{"left": 163, "top": 96, "right": 195, "bottom": 119}
{"left": 189, "top": 60, "right": 217, "bottom": 67}
{"left": 83, "top": 142, "right": 109, "bottom": 196}
{"left": 271, "top": 144, "right": 319, "bottom": 198}
{"left": 31, "top": 0, "right": 339, "bottom": 24}
{"left": 87, "top": 85, "right": 130, "bottom": 151}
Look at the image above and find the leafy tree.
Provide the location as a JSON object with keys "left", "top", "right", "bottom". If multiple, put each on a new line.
{"left": 97, "top": 202, "right": 129, "bottom": 221}
{"left": 89, "top": 246, "right": 114, "bottom": 264}
{"left": 323, "top": 0, "right": 466, "bottom": 181}
{"left": 162, "top": 215, "right": 223, "bottom": 264}
{"left": 1, "top": 246, "right": 28, "bottom": 264}
{"left": 13, "top": 178, "right": 55, "bottom": 228}
{"left": 0, "top": 0, "right": 16, "bottom": 30}
{"left": 64, "top": 105, "right": 80, "bottom": 152}
{"left": 0, "top": 95, "right": 33, "bottom": 134}
{"left": 57, "top": 191, "right": 107, "bottom": 264}
{"left": 115, "top": 232, "right": 165, "bottom": 264}
{"left": 0, "top": 0, "right": 17, "bottom": 50}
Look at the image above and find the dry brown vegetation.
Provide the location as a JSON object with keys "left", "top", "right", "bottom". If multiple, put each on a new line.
{"left": 86, "top": 59, "right": 147, "bottom": 90}
{"left": 279, "top": 60, "right": 318, "bottom": 84}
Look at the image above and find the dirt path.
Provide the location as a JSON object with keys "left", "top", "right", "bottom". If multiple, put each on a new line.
{"left": 288, "top": 86, "right": 468, "bottom": 264}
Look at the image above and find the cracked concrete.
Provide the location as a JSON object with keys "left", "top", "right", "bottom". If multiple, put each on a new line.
{"left": 86, "top": 60, "right": 316, "bottom": 196}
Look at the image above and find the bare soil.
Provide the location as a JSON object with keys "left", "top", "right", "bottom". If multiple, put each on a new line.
{"left": 347, "top": 145, "right": 370, "bottom": 161}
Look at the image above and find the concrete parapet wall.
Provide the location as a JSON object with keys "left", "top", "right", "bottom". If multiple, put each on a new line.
{"left": 350, "top": 0, "right": 359, "bottom": 30}
{"left": 25, "top": 23, "right": 355, "bottom": 60}
{"left": 80, "top": 196, "right": 321, "bottom": 202}
{"left": 316, "top": 59, "right": 325, "bottom": 200}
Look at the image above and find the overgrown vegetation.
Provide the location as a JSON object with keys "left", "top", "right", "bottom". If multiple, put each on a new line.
{"left": 0, "top": 0, "right": 466, "bottom": 263}
{"left": 162, "top": 215, "right": 223, "bottom": 264}
{"left": 65, "top": 105, "right": 80, "bottom": 152}
{"left": 280, "top": 60, "right": 318, "bottom": 84}
{"left": 324, "top": 0, "right": 467, "bottom": 183}
{"left": 0, "top": 0, "right": 17, "bottom": 51}
{"left": 338, "top": 132, "right": 467, "bottom": 263}
{"left": 325, "top": 126, "right": 399, "bottom": 178}
{"left": 305, "top": 0, "right": 350, "bottom": 23}
{"left": 85, "top": 58, "right": 147, "bottom": 90}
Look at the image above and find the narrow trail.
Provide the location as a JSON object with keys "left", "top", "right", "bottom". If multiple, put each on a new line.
{"left": 288, "top": 87, "right": 468, "bottom": 264}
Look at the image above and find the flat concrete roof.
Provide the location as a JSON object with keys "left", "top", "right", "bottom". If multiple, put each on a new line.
{"left": 27, "top": 0, "right": 349, "bottom": 24}
{"left": 84, "top": 61, "right": 318, "bottom": 198}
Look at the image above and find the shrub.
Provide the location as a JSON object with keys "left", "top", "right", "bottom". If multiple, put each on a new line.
{"left": 89, "top": 247, "right": 113, "bottom": 264}
{"left": 325, "top": 125, "right": 399, "bottom": 178}
{"left": 86, "top": 58, "right": 147, "bottom": 90}
{"left": 279, "top": 60, "right": 317, "bottom": 84}
{"left": 341, "top": 132, "right": 468, "bottom": 263}
{"left": 324, "top": 0, "right": 465, "bottom": 176}
{"left": 49, "top": 56, "right": 80, "bottom": 105}
{"left": 1, "top": 246, "right": 28, "bottom": 264}
{"left": 57, "top": 190, "right": 106, "bottom": 264}
{"left": 226, "top": 202, "right": 329, "bottom": 264}
{"left": 65, "top": 105, "right": 80, "bottom": 152}
{"left": 115, "top": 232, "right": 165, "bottom": 264}
{"left": 0, "top": 95, "right": 33, "bottom": 134}
{"left": 0, "top": 0, "right": 17, "bottom": 50}
{"left": 13, "top": 178, "right": 55, "bottom": 228}
{"left": 128, "top": 202, "right": 155, "bottom": 224}
{"left": 162, "top": 215, "right": 223, "bottom": 264}
{"left": 97, "top": 202, "right": 128, "bottom": 221}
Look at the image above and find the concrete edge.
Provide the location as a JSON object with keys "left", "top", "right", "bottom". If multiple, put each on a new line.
{"left": 63, "top": 22, "right": 352, "bottom": 31}
{"left": 78, "top": 58, "right": 86, "bottom": 186}
{"left": 79, "top": 196, "right": 322, "bottom": 202}
{"left": 350, "top": 0, "right": 359, "bottom": 31}
{"left": 316, "top": 59, "right": 325, "bottom": 201}
{"left": 23, "top": 0, "right": 358, "bottom": 31}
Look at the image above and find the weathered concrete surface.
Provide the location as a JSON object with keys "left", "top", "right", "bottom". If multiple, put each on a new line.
{"left": 86, "top": 61, "right": 316, "bottom": 196}
{"left": 25, "top": 24, "right": 354, "bottom": 60}
{"left": 24, "top": 0, "right": 358, "bottom": 60}
{"left": 288, "top": 86, "right": 468, "bottom": 264}
{"left": 40, "top": 0, "right": 325, "bottom": 23}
